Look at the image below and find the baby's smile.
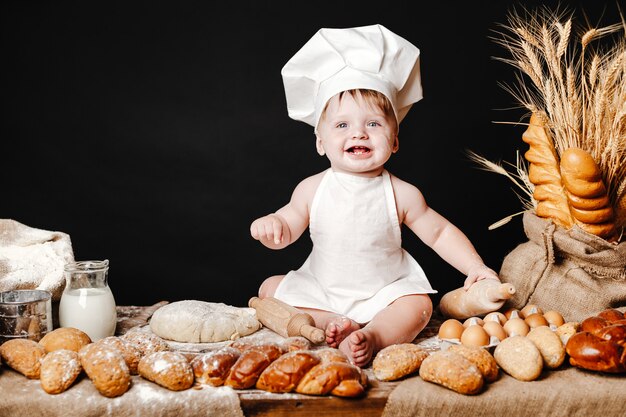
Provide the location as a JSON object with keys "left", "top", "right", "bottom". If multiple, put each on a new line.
{"left": 346, "top": 146, "right": 371, "bottom": 155}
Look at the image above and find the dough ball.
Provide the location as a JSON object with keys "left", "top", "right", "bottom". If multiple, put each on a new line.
{"left": 149, "top": 300, "right": 261, "bottom": 343}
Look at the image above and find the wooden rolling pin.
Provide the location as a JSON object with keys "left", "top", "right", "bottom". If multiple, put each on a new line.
{"left": 249, "top": 296, "right": 325, "bottom": 344}
{"left": 438, "top": 280, "right": 516, "bottom": 320}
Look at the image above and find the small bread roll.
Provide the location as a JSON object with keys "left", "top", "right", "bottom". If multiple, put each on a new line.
{"left": 281, "top": 336, "right": 311, "bottom": 352}
{"left": 494, "top": 336, "right": 543, "bottom": 381}
{"left": 39, "top": 327, "right": 92, "bottom": 353}
{"left": 418, "top": 350, "right": 484, "bottom": 395}
{"left": 295, "top": 361, "right": 365, "bottom": 397}
{"left": 447, "top": 344, "right": 499, "bottom": 382}
{"left": 121, "top": 330, "right": 170, "bottom": 357}
{"left": 555, "top": 322, "right": 580, "bottom": 346}
{"left": 372, "top": 343, "right": 429, "bottom": 381}
{"left": 40, "top": 349, "right": 82, "bottom": 394}
{"left": 79, "top": 343, "right": 131, "bottom": 397}
{"left": 526, "top": 326, "right": 566, "bottom": 369}
{"left": 0, "top": 338, "right": 46, "bottom": 379}
{"left": 314, "top": 347, "right": 349, "bottom": 363}
{"left": 256, "top": 350, "right": 321, "bottom": 392}
{"left": 138, "top": 351, "right": 194, "bottom": 391}
{"left": 224, "top": 344, "right": 283, "bottom": 389}
{"left": 96, "top": 336, "right": 142, "bottom": 374}
{"left": 191, "top": 347, "right": 241, "bottom": 386}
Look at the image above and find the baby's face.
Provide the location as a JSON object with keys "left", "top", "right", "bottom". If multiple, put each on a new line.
{"left": 316, "top": 93, "right": 398, "bottom": 177}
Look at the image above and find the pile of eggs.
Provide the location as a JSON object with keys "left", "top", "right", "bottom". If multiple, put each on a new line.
{"left": 437, "top": 304, "right": 565, "bottom": 348}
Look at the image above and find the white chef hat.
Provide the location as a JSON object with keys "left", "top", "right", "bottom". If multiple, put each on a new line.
{"left": 281, "top": 24, "right": 423, "bottom": 130}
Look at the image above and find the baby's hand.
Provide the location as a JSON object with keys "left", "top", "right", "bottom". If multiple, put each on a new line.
{"left": 463, "top": 264, "right": 500, "bottom": 290}
{"left": 250, "top": 214, "right": 285, "bottom": 245}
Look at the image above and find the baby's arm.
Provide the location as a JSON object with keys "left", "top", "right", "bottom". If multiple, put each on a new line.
{"left": 393, "top": 177, "right": 499, "bottom": 289}
{"left": 250, "top": 173, "right": 321, "bottom": 250}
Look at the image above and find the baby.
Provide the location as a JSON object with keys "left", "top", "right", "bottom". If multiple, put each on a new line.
{"left": 250, "top": 25, "right": 499, "bottom": 367}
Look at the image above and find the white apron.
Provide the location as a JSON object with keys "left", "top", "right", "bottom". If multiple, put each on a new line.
{"left": 274, "top": 169, "right": 436, "bottom": 323}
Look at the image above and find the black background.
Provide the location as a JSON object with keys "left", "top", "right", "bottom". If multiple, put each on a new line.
{"left": 2, "top": 1, "right": 622, "bottom": 308}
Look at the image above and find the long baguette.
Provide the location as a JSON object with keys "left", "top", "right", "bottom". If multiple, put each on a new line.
{"left": 560, "top": 148, "right": 618, "bottom": 241}
{"left": 522, "top": 113, "right": 573, "bottom": 228}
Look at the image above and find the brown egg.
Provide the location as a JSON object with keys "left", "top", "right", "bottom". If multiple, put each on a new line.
{"left": 504, "top": 308, "right": 521, "bottom": 320}
{"left": 484, "top": 312, "right": 507, "bottom": 325}
{"left": 463, "top": 317, "right": 484, "bottom": 327}
{"left": 543, "top": 310, "right": 565, "bottom": 327}
{"left": 438, "top": 319, "right": 465, "bottom": 340}
{"left": 520, "top": 304, "right": 543, "bottom": 318}
{"left": 460, "top": 325, "right": 490, "bottom": 347}
{"left": 482, "top": 320, "right": 507, "bottom": 342}
{"left": 503, "top": 317, "right": 530, "bottom": 337}
{"left": 525, "top": 313, "right": 549, "bottom": 328}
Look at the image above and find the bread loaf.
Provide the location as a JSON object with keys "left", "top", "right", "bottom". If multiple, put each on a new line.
{"left": 522, "top": 113, "right": 573, "bottom": 228}
{"left": 560, "top": 148, "right": 617, "bottom": 241}
{"left": 493, "top": 335, "right": 543, "bottom": 381}
{"left": 418, "top": 350, "right": 484, "bottom": 395}
{"left": 224, "top": 344, "right": 283, "bottom": 389}
{"left": 295, "top": 361, "right": 366, "bottom": 397}
{"left": 526, "top": 326, "right": 566, "bottom": 369}
{"left": 447, "top": 344, "right": 499, "bottom": 382}
{"left": 565, "top": 309, "right": 626, "bottom": 373}
{"left": 372, "top": 343, "right": 429, "bottom": 381}
{"left": 314, "top": 347, "right": 349, "bottom": 363}
{"left": 555, "top": 322, "right": 580, "bottom": 346}
{"left": 96, "top": 336, "right": 142, "bottom": 374}
{"left": 79, "top": 343, "right": 131, "bottom": 397}
{"left": 256, "top": 350, "right": 321, "bottom": 392}
{"left": 191, "top": 347, "right": 241, "bottom": 386}
{"left": 40, "top": 349, "right": 82, "bottom": 394}
{"left": 138, "top": 351, "right": 194, "bottom": 391}
{"left": 38, "top": 327, "right": 92, "bottom": 353}
{"left": 0, "top": 338, "right": 46, "bottom": 378}
{"left": 121, "top": 330, "right": 170, "bottom": 356}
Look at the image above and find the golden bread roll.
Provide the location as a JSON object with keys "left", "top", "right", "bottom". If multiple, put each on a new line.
{"left": 281, "top": 336, "right": 311, "bottom": 352}
{"left": 0, "top": 338, "right": 46, "bottom": 378}
{"left": 224, "top": 344, "right": 283, "bottom": 389}
{"left": 560, "top": 147, "right": 617, "bottom": 241}
{"left": 522, "top": 113, "right": 573, "bottom": 228}
{"left": 256, "top": 350, "right": 321, "bottom": 392}
{"left": 79, "top": 343, "right": 131, "bottom": 397}
{"left": 190, "top": 347, "right": 241, "bottom": 386}
{"left": 493, "top": 335, "right": 543, "bottom": 381}
{"left": 138, "top": 351, "right": 194, "bottom": 391}
{"left": 121, "top": 330, "right": 170, "bottom": 356}
{"left": 372, "top": 343, "right": 429, "bottom": 381}
{"left": 447, "top": 344, "right": 499, "bottom": 382}
{"left": 38, "top": 327, "right": 92, "bottom": 353}
{"left": 40, "top": 349, "right": 82, "bottom": 394}
{"left": 96, "top": 336, "right": 142, "bottom": 374}
{"left": 526, "top": 326, "right": 566, "bottom": 369}
{"left": 418, "top": 350, "right": 484, "bottom": 395}
{"left": 295, "top": 361, "right": 365, "bottom": 397}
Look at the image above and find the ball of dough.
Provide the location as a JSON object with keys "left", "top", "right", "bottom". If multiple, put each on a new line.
{"left": 149, "top": 300, "right": 261, "bottom": 343}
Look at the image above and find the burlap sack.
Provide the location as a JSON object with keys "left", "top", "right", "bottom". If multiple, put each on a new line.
{"left": 499, "top": 211, "right": 626, "bottom": 322}
{"left": 0, "top": 219, "right": 74, "bottom": 301}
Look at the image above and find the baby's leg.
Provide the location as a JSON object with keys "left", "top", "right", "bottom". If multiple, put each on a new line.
{"left": 339, "top": 294, "right": 432, "bottom": 367}
{"left": 257, "top": 275, "right": 360, "bottom": 347}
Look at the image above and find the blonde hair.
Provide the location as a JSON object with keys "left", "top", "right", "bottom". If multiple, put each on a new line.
{"left": 319, "top": 89, "right": 398, "bottom": 132}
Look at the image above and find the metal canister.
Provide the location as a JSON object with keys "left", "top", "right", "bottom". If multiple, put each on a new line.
{"left": 0, "top": 289, "right": 52, "bottom": 344}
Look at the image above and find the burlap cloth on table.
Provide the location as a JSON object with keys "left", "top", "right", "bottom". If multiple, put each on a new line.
{"left": 0, "top": 219, "right": 74, "bottom": 301}
{"left": 382, "top": 366, "right": 626, "bottom": 417}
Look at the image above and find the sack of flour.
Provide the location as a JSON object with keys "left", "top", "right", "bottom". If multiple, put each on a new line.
{"left": 499, "top": 211, "right": 626, "bottom": 323}
{"left": 0, "top": 219, "right": 74, "bottom": 301}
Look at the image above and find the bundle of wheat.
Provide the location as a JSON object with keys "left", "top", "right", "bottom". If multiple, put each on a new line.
{"left": 472, "top": 5, "right": 625, "bottom": 243}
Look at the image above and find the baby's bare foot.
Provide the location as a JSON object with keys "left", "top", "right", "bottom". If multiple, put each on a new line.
{"left": 325, "top": 316, "right": 360, "bottom": 348}
{"left": 338, "top": 329, "right": 377, "bottom": 368}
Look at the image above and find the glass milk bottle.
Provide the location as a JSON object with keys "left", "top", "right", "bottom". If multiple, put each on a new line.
{"left": 59, "top": 260, "right": 117, "bottom": 341}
